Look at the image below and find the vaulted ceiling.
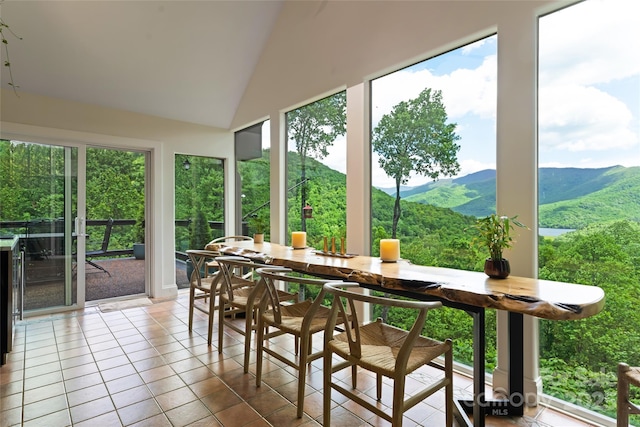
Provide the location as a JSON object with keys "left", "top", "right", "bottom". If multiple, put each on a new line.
{"left": 0, "top": 1, "right": 284, "bottom": 129}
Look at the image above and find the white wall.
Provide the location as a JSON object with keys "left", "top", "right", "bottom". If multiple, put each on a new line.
{"left": 1, "top": 90, "right": 236, "bottom": 300}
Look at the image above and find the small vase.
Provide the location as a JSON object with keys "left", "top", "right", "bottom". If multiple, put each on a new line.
{"left": 253, "top": 233, "right": 264, "bottom": 243}
{"left": 484, "top": 258, "right": 510, "bottom": 279}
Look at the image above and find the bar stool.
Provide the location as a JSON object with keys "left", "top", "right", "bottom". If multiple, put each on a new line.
{"left": 216, "top": 257, "right": 297, "bottom": 373}
{"left": 322, "top": 282, "right": 453, "bottom": 427}
{"left": 618, "top": 363, "right": 640, "bottom": 426}
{"left": 254, "top": 267, "right": 349, "bottom": 418}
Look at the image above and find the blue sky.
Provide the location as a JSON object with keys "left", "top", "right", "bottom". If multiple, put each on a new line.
{"left": 271, "top": 0, "right": 640, "bottom": 190}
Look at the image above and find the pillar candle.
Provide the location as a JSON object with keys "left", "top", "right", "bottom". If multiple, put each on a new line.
{"left": 379, "top": 239, "right": 400, "bottom": 262}
{"left": 291, "top": 231, "right": 307, "bottom": 248}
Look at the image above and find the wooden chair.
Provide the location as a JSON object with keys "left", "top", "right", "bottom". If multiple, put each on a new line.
{"left": 216, "top": 257, "right": 297, "bottom": 373}
{"left": 186, "top": 249, "right": 222, "bottom": 345}
{"left": 204, "top": 235, "right": 253, "bottom": 277}
{"left": 322, "top": 282, "right": 453, "bottom": 427}
{"left": 254, "top": 267, "right": 348, "bottom": 418}
{"left": 618, "top": 363, "right": 640, "bottom": 426}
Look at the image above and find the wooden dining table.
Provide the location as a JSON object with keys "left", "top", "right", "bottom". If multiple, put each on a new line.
{"left": 211, "top": 241, "right": 606, "bottom": 427}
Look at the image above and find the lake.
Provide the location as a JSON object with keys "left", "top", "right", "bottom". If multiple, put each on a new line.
{"left": 539, "top": 228, "right": 575, "bottom": 237}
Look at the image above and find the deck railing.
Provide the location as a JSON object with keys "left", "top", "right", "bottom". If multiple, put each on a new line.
{"left": 0, "top": 219, "right": 231, "bottom": 261}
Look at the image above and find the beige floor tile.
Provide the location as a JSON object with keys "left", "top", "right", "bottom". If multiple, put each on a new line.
{"left": 0, "top": 295, "right": 600, "bottom": 427}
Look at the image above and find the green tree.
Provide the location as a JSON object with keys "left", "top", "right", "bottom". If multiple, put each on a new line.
{"left": 372, "top": 88, "right": 461, "bottom": 238}
{"left": 287, "top": 92, "right": 346, "bottom": 231}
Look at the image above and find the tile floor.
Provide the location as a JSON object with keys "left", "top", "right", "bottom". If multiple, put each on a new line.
{"left": 0, "top": 291, "right": 601, "bottom": 426}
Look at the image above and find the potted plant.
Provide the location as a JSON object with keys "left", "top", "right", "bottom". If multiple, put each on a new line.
{"left": 132, "top": 207, "right": 145, "bottom": 260}
{"left": 249, "top": 212, "right": 268, "bottom": 243}
{"left": 473, "top": 213, "right": 528, "bottom": 279}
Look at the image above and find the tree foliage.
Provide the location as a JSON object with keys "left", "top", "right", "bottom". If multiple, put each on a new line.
{"left": 372, "top": 88, "right": 461, "bottom": 238}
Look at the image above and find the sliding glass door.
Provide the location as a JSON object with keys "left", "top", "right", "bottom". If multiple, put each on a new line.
{"left": 0, "top": 140, "right": 79, "bottom": 312}
{"left": 84, "top": 147, "right": 147, "bottom": 302}
{"left": 1, "top": 140, "right": 149, "bottom": 313}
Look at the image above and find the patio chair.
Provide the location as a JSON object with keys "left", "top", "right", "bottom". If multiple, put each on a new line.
{"left": 216, "top": 257, "right": 297, "bottom": 373}
{"left": 254, "top": 267, "right": 348, "bottom": 418}
{"left": 186, "top": 249, "right": 223, "bottom": 345}
{"left": 618, "top": 363, "right": 640, "bottom": 426}
{"left": 322, "top": 282, "right": 453, "bottom": 427}
{"left": 85, "top": 218, "right": 114, "bottom": 276}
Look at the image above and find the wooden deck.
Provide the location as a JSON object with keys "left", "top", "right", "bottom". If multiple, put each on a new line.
{"left": 23, "top": 257, "right": 190, "bottom": 311}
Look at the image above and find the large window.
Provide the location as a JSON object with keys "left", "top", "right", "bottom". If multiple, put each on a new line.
{"left": 370, "top": 35, "right": 498, "bottom": 368}
{"left": 538, "top": 0, "right": 640, "bottom": 420}
{"left": 174, "top": 154, "right": 225, "bottom": 256}
{"left": 285, "top": 92, "right": 347, "bottom": 250}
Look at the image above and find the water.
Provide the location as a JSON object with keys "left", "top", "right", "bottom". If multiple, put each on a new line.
{"left": 539, "top": 228, "right": 575, "bottom": 237}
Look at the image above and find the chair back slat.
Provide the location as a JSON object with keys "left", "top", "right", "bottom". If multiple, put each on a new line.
{"left": 216, "top": 256, "right": 265, "bottom": 302}
{"left": 256, "top": 267, "right": 329, "bottom": 324}
{"left": 186, "top": 249, "right": 218, "bottom": 285}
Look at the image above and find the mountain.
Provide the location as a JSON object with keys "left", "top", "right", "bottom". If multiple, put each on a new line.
{"left": 378, "top": 184, "right": 416, "bottom": 196}
{"left": 394, "top": 166, "right": 640, "bottom": 228}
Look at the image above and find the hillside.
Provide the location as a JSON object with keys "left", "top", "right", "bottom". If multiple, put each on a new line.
{"left": 396, "top": 166, "right": 640, "bottom": 228}
{"left": 241, "top": 152, "right": 639, "bottom": 233}
{"left": 240, "top": 151, "right": 477, "bottom": 248}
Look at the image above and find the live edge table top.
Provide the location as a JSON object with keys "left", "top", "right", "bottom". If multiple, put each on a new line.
{"left": 212, "top": 241, "right": 605, "bottom": 321}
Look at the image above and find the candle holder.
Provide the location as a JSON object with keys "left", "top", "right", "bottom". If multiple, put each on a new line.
{"left": 379, "top": 238, "right": 400, "bottom": 262}
{"left": 314, "top": 235, "right": 356, "bottom": 258}
{"left": 291, "top": 231, "right": 307, "bottom": 249}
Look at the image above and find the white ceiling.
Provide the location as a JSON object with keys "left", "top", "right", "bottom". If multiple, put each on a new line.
{"left": 0, "top": 0, "right": 284, "bottom": 129}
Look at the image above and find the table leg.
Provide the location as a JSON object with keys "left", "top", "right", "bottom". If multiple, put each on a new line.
{"left": 473, "top": 308, "right": 486, "bottom": 427}
{"left": 456, "top": 310, "right": 526, "bottom": 426}
{"left": 509, "top": 311, "right": 524, "bottom": 416}
{"left": 454, "top": 308, "right": 486, "bottom": 427}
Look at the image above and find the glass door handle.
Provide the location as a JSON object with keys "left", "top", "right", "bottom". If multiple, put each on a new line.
{"left": 75, "top": 217, "right": 88, "bottom": 237}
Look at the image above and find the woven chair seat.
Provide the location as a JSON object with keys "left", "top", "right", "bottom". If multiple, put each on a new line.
{"left": 193, "top": 274, "right": 218, "bottom": 292}
{"left": 224, "top": 286, "right": 291, "bottom": 309}
{"left": 262, "top": 300, "right": 333, "bottom": 335}
{"left": 329, "top": 321, "right": 450, "bottom": 377}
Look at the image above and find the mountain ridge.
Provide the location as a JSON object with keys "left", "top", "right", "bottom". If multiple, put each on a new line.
{"left": 378, "top": 166, "right": 639, "bottom": 228}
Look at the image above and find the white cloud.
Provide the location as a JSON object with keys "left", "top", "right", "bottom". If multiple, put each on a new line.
{"left": 458, "top": 158, "right": 495, "bottom": 178}
{"left": 539, "top": 84, "right": 636, "bottom": 151}
{"left": 437, "top": 55, "right": 497, "bottom": 119}
{"left": 539, "top": 0, "right": 640, "bottom": 87}
{"left": 371, "top": 54, "right": 497, "bottom": 126}
{"left": 461, "top": 38, "right": 487, "bottom": 55}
